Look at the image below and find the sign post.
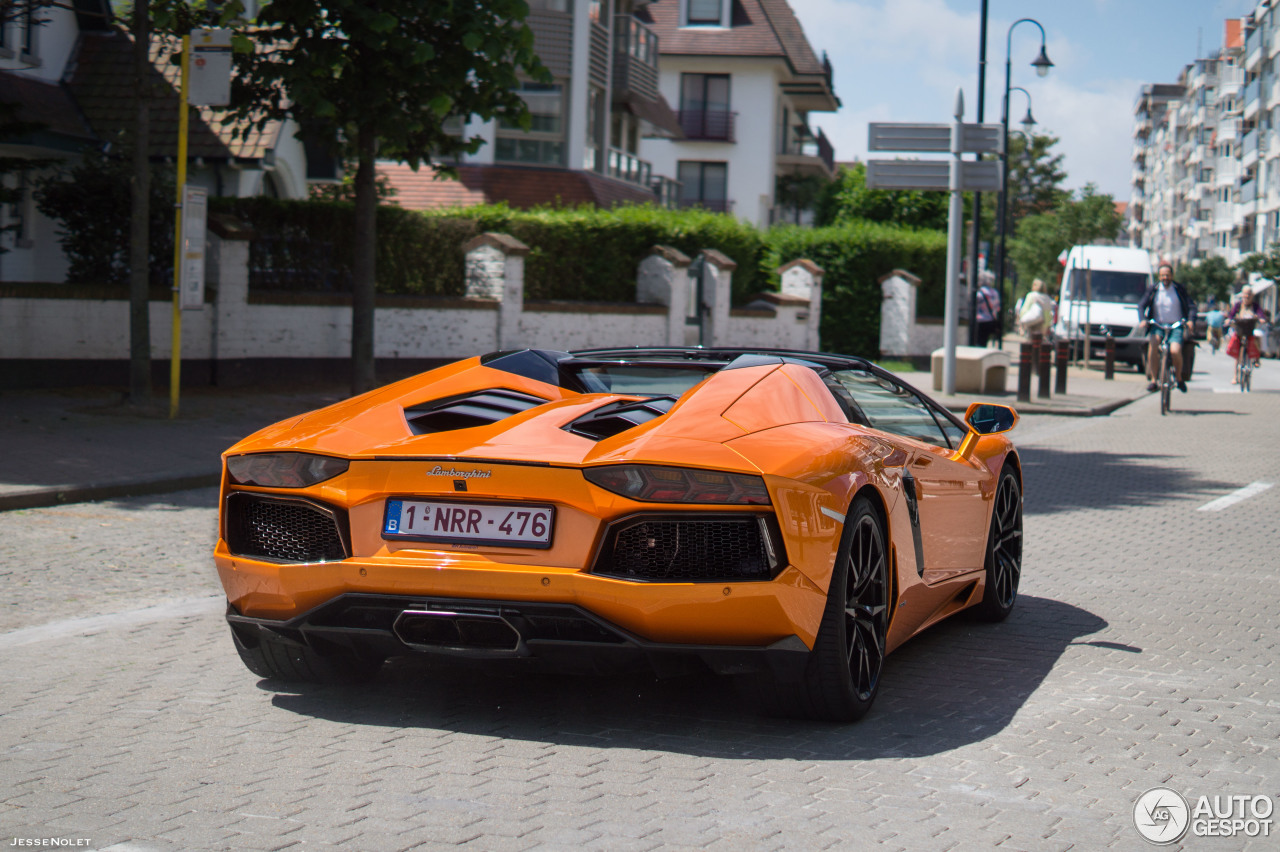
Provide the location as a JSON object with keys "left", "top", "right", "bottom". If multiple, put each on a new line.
{"left": 866, "top": 95, "right": 1003, "bottom": 396}
{"left": 169, "top": 29, "right": 232, "bottom": 419}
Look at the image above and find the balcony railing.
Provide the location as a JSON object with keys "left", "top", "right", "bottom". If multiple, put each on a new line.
{"left": 612, "top": 15, "right": 659, "bottom": 100}
{"left": 1240, "top": 179, "right": 1257, "bottom": 204}
{"left": 1243, "top": 128, "right": 1259, "bottom": 158}
{"left": 607, "top": 148, "right": 652, "bottom": 187}
{"left": 650, "top": 175, "right": 681, "bottom": 210}
{"left": 1245, "top": 77, "right": 1261, "bottom": 108}
{"left": 678, "top": 109, "right": 736, "bottom": 142}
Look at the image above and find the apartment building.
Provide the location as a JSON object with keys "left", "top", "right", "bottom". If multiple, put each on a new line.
{"left": 638, "top": 0, "right": 839, "bottom": 227}
{"left": 1130, "top": 8, "right": 1280, "bottom": 268}
{"left": 382, "top": 0, "right": 685, "bottom": 210}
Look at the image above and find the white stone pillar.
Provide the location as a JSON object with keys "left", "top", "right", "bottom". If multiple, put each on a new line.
{"left": 637, "top": 245, "right": 691, "bottom": 346}
{"left": 778, "top": 258, "right": 825, "bottom": 351}
{"left": 878, "top": 268, "right": 921, "bottom": 358}
{"left": 207, "top": 219, "right": 254, "bottom": 365}
{"left": 464, "top": 233, "right": 529, "bottom": 350}
{"left": 700, "top": 249, "right": 735, "bottom": 348}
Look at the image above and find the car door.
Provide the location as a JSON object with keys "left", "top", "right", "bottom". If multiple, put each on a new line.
{"left": 829, "top": 368, "right": 989, "bottom": 583}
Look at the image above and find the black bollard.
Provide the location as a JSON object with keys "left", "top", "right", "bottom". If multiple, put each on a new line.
{"left": 1038, "top": 340, "right": 1052, "bottom": 399}
{"left": 1104, "top": 333, "right": 1116, "bottom": 380}
{"left": 1018, "top": 343, "right": 1033, "bottom": 403}
{"left": 1055, "top": 340, "right": 1069, "bottom": 395}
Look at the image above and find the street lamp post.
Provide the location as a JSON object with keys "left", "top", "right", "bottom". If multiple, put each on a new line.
{"left": 995, "top": 17, "right": 1052, "bottom": 346}
{"left": 967, "top": 0, "right": 991, "bottom": 345}
{"left": 995, "top": 86, "right": 1037, "bottom": 324}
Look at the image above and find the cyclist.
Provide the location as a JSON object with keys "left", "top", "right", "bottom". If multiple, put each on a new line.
{"left": 1205, "top": 298, "right": 1225, "bottom": 354}
{"left": 1138, "top": 261, "right": 1196, "bottom": 393}
{"left": 1226, "top": 285, "right": 1270, "bottom": 383}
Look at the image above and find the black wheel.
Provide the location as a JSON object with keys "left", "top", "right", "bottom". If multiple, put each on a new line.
{"left": 756, "top": 496, "right": 889, "bottom": 722}
{"left": 231, "top": 626, "right": 382, "bottom": 684}
{"left": 973, "top": 466, "right": 1023, "bottom": 622}
{"left": 1160, "top": 349, "right": 1172, "bottom": 415}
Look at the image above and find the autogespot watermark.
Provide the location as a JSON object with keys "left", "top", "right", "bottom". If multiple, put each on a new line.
{"left": 1133, "top": 787, "right": 1275, "bottom": 844}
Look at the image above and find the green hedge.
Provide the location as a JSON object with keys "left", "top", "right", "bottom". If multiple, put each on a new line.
{"left": 210, "top": 198, "right": 947, "bottom": 359}
{"left": 210, "top": 199, "right": 767, "bottom": 304}
{"left": 765, "top": 222, "right": 947, "bottom": 358}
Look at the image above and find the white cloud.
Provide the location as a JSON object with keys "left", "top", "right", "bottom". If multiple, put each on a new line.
{"left": 789, "top": 0, "right": 1139, "bottom": 197}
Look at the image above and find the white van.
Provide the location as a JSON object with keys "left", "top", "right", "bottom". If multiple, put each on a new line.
{"left": 1052, "top": 245, "right": 1154, "bottom": 369}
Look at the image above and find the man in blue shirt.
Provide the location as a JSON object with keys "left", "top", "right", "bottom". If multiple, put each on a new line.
{"left": 1138, "top": 262, "right": 1196, "bottom": 393}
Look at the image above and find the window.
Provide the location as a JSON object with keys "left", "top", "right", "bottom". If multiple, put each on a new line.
{"left": 679, "top": 73, "right": 732, "bottom": 140}
{"left": 528, "top": 0, "right": 570, "bottom": 12}
{"left": 495, "top": 82, "right": 565, "bottom": 166}
{"left": 687, "top": 0, "right": 724, "bottom": 26}
{"left": 677, "top": 161, "right": 728, "bottom": 211}
{"left": 831, "top": 369, "right": 951, "bottom": 447}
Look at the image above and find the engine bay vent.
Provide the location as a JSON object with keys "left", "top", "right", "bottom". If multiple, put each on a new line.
{"left": 565, "top": 396, "right": 677, "bottom": 441}
{"left": 405, "top": 389, "right": 549, "bottom": 435}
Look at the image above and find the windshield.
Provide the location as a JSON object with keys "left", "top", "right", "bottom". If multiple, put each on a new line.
{"left": 1063, "top": 269, "right": 1150, "bottom": 304}
{"left": 570, "top": 365, "right": 718, "bottom": 397}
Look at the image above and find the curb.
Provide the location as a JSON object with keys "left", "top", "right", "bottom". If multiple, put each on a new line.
{"left": 0, "top": 471, "right": 221, "bottom": 512}
{"left": 939, "top": 393, "right": 1147, "bottom": 418}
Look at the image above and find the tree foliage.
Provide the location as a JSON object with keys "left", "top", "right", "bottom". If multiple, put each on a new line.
{"left": 1001, "top": 132, "right": 1069, "bottom": 221}
{"left": 226, "top": 0, "right": 548, "bottom": 392}
{"left": 1176, "top": 256, "right": 1236, "bottom": 305}
{"left": 1007, "top": 184, "right": 1123, "bottom": 290}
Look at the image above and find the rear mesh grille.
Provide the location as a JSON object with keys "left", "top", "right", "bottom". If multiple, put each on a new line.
{"left": 595, "top": 516, "right": 776, "bottom": 582}
{"left": 226, "top": 494, "right": 348, "bottom": 563}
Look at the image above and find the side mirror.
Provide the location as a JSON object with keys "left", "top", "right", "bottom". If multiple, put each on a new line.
{"left": 964, "top": 402, "right": 1019, "bottom": 435}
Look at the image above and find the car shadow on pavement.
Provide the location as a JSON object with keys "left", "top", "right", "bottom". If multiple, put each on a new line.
{"left": 1018, "top": 446, "right": 1236, "bottom": 516}
{"left": 268, "top": 594, "right": 1108, "bottom": 760}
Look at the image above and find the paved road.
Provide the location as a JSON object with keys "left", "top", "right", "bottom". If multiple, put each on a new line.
{"left": 1, "top": 386, "right": 1278, "bottom": 850}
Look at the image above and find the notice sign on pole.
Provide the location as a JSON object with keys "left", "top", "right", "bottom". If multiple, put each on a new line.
{"left": 188, "top": 28, "right": 233, "bottom": 107}
{"left": 179, "top": 185, "right": 208, "bottom": 310}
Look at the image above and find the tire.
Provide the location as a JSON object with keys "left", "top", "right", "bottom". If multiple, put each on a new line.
{"left": 231, "top": 626, "right": 382, "bottom": 684}
{"left": 757, "top": 496, "right": 889, "bottom": 722}
{"left": 972, "top": 466, "right": 1023, "bottom": 622}
{"left": 1160, "top": 348, "right": 1172, "bottom": 415}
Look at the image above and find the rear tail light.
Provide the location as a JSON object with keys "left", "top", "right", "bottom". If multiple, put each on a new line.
{"left": 226, "top": 452, "right": 349, "bottom": 488}
{"left": 584, "top": 465, "right": 770, "bottom": 505}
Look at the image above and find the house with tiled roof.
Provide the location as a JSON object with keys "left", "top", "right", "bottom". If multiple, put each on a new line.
{"left": 0, "top": 2, "right": 319, "bottom": 284}
{"left": 638, "top": 0, "right": 839, "bottom": 227}
{"left": 378, "top": 0, "right": 685, "bottom": 212}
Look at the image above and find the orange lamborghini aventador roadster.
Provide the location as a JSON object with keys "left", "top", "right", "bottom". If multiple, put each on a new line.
{"left": 215, "top": 348, "right": 1022, "bottom": 722}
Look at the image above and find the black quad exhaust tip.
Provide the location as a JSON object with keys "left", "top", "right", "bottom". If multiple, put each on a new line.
{"left": 393, "top": 609, "right": 521, "bottom": 652}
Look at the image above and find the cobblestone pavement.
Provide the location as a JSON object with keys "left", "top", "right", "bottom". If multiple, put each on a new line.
{"left": 1, "top": 387, "right": 1278, "bottom": 850}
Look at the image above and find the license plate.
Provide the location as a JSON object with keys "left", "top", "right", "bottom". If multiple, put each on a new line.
{"left": 383, "top": 499, "right": 555, "bottom": 549}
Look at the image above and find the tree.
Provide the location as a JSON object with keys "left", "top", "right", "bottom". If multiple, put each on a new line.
{"left": 230, "top": 0, "right": 547, "bottom": 394}
{"left": 1240, "top": 243, "right": 1280, "bottom": 287}
{"left": 1175, "top": 256, "right": 1235, "bottom": 305}
{"left": 815, "top": 162, "right": 949, "bottom": 231}
{"left": 1007, "top": 184, "right": 1123, "bottom": 291}
{"left": 1001, "top": 132, "right": 1069, "bottom": 222}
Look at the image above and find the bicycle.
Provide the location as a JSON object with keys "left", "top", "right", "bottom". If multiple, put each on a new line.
{"left": 1231, "top": 316, "right": 1258, "bottom": 393}
{"left": 1147, "top": 319, "right": 1187, "bottom": 416}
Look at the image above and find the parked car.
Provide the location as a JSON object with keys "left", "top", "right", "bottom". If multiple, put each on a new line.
{"left": 215, "top": 347, "right": 1023, "bottom": 722}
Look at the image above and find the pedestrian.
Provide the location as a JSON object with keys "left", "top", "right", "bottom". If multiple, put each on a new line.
{"left": 1015, "top": 278, "right": 1056, "bottom": 341}
{"left": 974, "top": 271, "right": 1002, "bottom": 347}
{"left": 1138, "top": 261, "right": 1196, "bottom": 393}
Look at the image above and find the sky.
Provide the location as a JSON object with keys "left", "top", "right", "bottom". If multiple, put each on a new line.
{"left": 789, "top": 0, "right": 1258, "bottom": 200}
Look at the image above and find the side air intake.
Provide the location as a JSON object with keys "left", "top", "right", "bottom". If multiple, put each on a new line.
{"left": 564, "top": 396, "right": 677, "bottom": 441}
{"left": 405, "top": 389, "right": 548, "bottom": 435}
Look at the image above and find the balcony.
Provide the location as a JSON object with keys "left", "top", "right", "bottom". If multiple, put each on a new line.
{"left": 1247, "top": 26, "right": 1263, "bottom": 69}
{"left": 679, "top": 109, "right": 736, "bottom": 142}
{"left": 776, "top": 123, "right": 835, "bottom": 178}
{"left": 650, "top": 175, "right": 681, "bottom": 209}
{"left": 1243, "top": 128, "right": 1260, "bottom": 167}
{"left": 612, "top": 15, "right": 659, "bottom": 102}
{"left": 607, "top": 148, "right": 653, "bottom": 187}
{"left": 1240, "top": 178, "right": 1258, "bottom": 204}
{"left": 1245, "top": 78, "right": 1261, "bottom": 118}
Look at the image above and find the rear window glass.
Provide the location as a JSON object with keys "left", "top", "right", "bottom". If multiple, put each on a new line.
{"left": 572, "top": 366, "right": 717, "bottom": 397}
{"left": 1063, "top": 269, "right": 1150, "bottom": 304}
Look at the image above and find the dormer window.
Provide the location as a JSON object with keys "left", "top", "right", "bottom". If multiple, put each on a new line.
{"left": 685, "top": 0, "right": 728, "bottom": 27}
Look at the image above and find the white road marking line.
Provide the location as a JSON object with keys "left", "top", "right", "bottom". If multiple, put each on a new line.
{"left": 0, "top": 596, "right": 223, "bottom": 649}
{"left": 820, "top": 506, "right": 845, "bottom": 524}
{"left": 1197, "top": 481, "right": 1275, "bottom": 512}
